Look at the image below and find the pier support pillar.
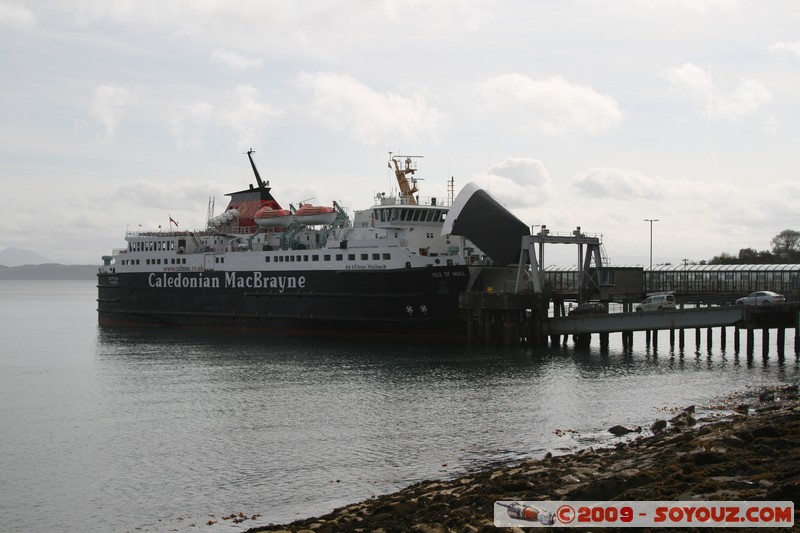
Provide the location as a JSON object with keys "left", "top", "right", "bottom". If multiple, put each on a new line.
{"left": 734, "top": 327, "right": 741, "bottom": 353}
{"left": 652, "top": 330, "right": 658, "bottom": 352}
{"left": 679, "top": 329, "right": 685, "bottom": 351}
{"left": 795, "top": 325, "right": 799, "bottom": 354}
{"left": 777, "top": 328, "right": 785, "bottom": 358}
{"left": 599, "top": 332, "right": 609, "bottom": 351}
{"left": 762, "top": 329, "right": 770, "bottom": 358}
{"left": 720, "top": 327, "right": 727, "bottom": 351}
{"left": 706, "top": 328, "right": 712, "bottom": 352}
{"left": 695, "top": 328, "right": 701, "bottom": 350}
{"left": 746, "top": 329, "right": 754, "bottom": 356}
{"left": 669, "top": 329, "right": 675, "bottom": 350}
{"left": 645, "top": 330, "right": 651, "bottom": 347}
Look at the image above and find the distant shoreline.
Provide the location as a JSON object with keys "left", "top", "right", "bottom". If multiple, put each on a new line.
{"left": 0, "top": 264, "right": 99, "bottom": 280}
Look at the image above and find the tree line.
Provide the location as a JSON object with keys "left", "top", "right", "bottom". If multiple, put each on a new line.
{"left": 707, "top": 229, "right": 800, "bottom": 264}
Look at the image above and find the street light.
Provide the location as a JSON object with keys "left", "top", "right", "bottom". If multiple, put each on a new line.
{"left": 644, "top": 219, "right": 659, "bottom": 290}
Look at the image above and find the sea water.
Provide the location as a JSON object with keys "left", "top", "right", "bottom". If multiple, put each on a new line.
{"left": 1, "top": 280, "right": 798, "bottom": 532}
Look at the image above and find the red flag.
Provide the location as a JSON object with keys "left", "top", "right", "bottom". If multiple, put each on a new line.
{"left": 169, "top": 216, "right": 179, "bottom": 227}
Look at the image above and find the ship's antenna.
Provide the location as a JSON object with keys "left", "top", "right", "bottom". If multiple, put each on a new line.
{"left": 206, "top": 196, "right": 215, "bottom": 225}
{"left": 447, "top": 176, "right": 454, "bottom": 206}
{"left": 246, "top": 148, "right": 266, "bottom": 189}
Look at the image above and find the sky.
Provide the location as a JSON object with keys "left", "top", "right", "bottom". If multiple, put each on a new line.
{"left": 1, "top": 0, "right": 799, "bottom": 266}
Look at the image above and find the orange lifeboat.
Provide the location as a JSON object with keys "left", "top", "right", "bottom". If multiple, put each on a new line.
{"left": 294, "top": 203, "right": 337, "bottom": 225}
{"left": 254, "top": 206, "right": 293, "bottom": 228}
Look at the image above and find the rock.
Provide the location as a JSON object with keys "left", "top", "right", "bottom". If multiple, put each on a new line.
{"left": 248, "top": 396, "right": 800, "bottom": 533}
{"left": 650, "top": 420, "right": 667, "bottom": 432}
{"left": 609, "top": 424, "right": 633, "bottom": 436}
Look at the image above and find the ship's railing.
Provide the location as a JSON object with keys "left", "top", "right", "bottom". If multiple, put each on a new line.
{"left": 375, "top": 194, "right": 451, "bottom": 207}
{"left": 126, "top": 230, "right": 193, "bottom": 238}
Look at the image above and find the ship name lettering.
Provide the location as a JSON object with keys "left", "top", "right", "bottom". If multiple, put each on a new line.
{"left": 148, "top": 273, "right": 220, "bottom": 289}
{"left": 148, "top": 272, "right": 306, "bottom": 291}
{"left": 223, "top": 272, "right": 306, "bottom": 292}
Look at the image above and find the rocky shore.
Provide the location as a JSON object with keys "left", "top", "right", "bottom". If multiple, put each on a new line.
{"left": 248, "top": 385, "right": 799, "bottom": 532}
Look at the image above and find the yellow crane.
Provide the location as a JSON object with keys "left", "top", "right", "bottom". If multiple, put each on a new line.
{"left": 390, "top": 154, "right": 421, "bottom": 205}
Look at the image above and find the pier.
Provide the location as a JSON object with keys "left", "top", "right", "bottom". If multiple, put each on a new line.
{"left": 461, "top": 288, "right": 800, "bottom": 355}
{"left": 457, "top": 233, "right": 799, "bottom": 354}
{"left": 446, "top": 183, "right": 799, "bottom": 354}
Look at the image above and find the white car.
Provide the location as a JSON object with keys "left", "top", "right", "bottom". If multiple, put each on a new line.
{"left": 735, "top": 291, "right": 786, "bottom": 306}
{"left": 636, "top": 294, "right": 677, "bottom": 312}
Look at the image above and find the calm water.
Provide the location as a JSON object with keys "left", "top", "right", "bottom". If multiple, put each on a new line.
{"left": 1, "top": 280, "right": 798, "bottom": 532}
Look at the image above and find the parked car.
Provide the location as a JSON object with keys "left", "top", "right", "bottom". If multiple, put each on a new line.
{"left": 735, "top": 291, "right": 786, "bottom": 306}
{"left": 636, "top": 294, "right": 676, "bottom": 312}
{"left": 569, "top": 302, "right": 607, "bottom": 316}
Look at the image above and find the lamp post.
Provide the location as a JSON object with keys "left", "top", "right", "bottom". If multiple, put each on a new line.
{"left": 644, "top": 219, "right": 659, "bottom": 290}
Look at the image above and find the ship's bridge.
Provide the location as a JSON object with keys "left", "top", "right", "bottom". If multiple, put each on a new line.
{"left": 372, "top": 205, "right": 448, "bottom": 228}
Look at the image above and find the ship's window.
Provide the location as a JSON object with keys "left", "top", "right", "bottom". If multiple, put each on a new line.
{"left": 383, "top": 253, "right": 391, "bottom": 260}
{"left": 372, "top": 253, "right": 380, "bottom": 260}
{"left": 265, "top": 256, "right": 270, "bottom": 263}
{"left": 145, "top": 259, "right": 150, "bottom": 265}
{"left": 323, "top": 254, "right": 331, "bottom": 261}
{"left": 390, "top": 209, "right": 399, "bottom": 221}
{"left": 335, "top": 254, "right": 343, "bottom": 261}
{"left": 360, "top": 253, "right": 368, "bottom": 260}
{"left": 296, "top": 255, "right": 302, "bottom": 261}
{"left": 290, "top": 256, "right": 295, "bottom": 262}
{"left": 180, "top": 259, "right": 185, "bottom": 264}
{"left": 303, "top": 255, "right": 308, "bottom": 262}
{"left": 400, "top": 208, "right": 409, "bottom": 221}
{"left": 348, "top": 254, "right": 356, "bottom": 261}
{"left": 412, "top": 209, "right": 422, "bottom": 221}
{"left": 312, "top": 255, "right": 319, "bottom": 261}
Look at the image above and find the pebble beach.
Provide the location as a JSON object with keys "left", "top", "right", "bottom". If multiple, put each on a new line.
{"left": 247, "top": 385, "right": 799, "bottom": 533}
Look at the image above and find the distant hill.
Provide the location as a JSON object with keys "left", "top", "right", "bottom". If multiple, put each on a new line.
{"left": 0, "top": 247, "right": 55, "bottom": 267}
{"left": 0, "top": 264, "right": 99, "bottom": 280}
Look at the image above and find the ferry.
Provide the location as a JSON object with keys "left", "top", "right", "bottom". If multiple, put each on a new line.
{"left": 97, "top": 152, "right": 473, "bottom": 335}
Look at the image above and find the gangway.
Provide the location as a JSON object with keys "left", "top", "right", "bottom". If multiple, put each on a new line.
{"left": 515, "top": 226, "right": 603, "bottom": 299}
{"left": 547, "top": 306, "right": 746, "bottom": 336}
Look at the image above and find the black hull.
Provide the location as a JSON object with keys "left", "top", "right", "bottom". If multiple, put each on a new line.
{"left": 97, "top": 265, "right": 470, "bottom": 336}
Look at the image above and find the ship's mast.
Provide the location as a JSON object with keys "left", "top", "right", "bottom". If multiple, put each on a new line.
{"left": 390, "top": 154, "right": 422, "bottom": 205}
{"left": 246, "top": 148, "right": 267, "bottom": 189}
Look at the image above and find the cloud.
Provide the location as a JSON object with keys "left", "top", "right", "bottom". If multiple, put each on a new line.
{"left": 167, "top": 85, "right": 279, "bottom": 150}
{"left": 296, "top": 72, "right": 442, "bottom": 145}
{"left": 663, "top": 62, "right": 772, "bottom": 121}
{"left": 715, "top": 79, "right": 772, "bottom": 120}
{"left": 632, "top": 0, "right": 739, "bottom": 13}
{"left": 574, "top": 167, "right": 663, "bottom": 200}
{"left": 167, "top": 101, "right": 215, "bottom": 150}
{"left": 218, "top": 85, "right": 281, "bottom": 149}
{"left": 662, "top": 63, "right": 710, "bottom": 96}
{"left": 471, "top": 74, "right": 623, "bottom": 136}
{"left": 472, "top": 157, "right": 554, "bottom": 207}
{"left": 210, "top": 49, "right": 263, "bottom": 71}
{"left": 0, "top": 3, "right": 36, "bottom": 30}
{"left": 113, "top": 179, "right": 218, "bottom": 211}
{"left": 769, "top": 42, "right": 800, "bottom": 58}
{"left": 88, "top": 84, "right": 138, "bottom": 142}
